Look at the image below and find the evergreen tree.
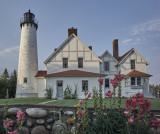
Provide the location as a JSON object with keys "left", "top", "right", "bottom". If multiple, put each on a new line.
{"left": 0, "top": 68, "right": 9, "bottom": 98}
{"left": 2, "top": 68, "right": 9, "bottom": 79}
{"left": 8, "top": 69, "right": 17, "bottom": 98}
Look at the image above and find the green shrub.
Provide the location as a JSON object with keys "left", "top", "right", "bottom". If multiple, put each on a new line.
{"left": 44, "top": 88, "right": 52, "bottom": 99}
{"left": 0, "top": 111, "right": 5, "bottom": 134}
{"left": 64, "top": 85, "right": 72, "bottom": 99}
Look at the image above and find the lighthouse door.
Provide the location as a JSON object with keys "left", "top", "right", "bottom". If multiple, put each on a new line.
{"left": 57, "top": 81, "right": 63, "bottom": 100}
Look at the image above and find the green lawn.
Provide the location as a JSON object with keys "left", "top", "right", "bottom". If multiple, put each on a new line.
{"left": 0, "top": 98, "right": 52, "bottom": 104}
{"left": 0, "top": 98, "right": 159, "bottom": 110}
{"left": 48, "top": 98, "right": 160, "bottom": 110}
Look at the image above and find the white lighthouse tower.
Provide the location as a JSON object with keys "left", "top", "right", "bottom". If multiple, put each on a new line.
{"left": 16, "top": 10, "right": 38, "bottom": 98}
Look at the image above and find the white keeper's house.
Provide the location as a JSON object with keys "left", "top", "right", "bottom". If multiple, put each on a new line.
{"left": 16, "top": 10, "right": 152, "bottom": 99}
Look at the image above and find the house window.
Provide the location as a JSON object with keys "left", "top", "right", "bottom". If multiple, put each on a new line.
{"left": 131, "top": 77, "right": 135, "bottom": 85}
{"left": 24, "top": 77, "right": 27, "bottom": 83}
{"left": 82, "top": 80, "right": 88, "bottom": 91}
{"left": 104, "top": 62, "right": 109, "bottom": 71}
{"left": 137, "top": 77, "right": 141, "bottom": 86}
{"left": 105, "top": 79, "right": 109, "bottom": 88}
{"left": 63, "top": 58, "right": 68, "bottom": 68}
{"left": 78, "top": 58, "right": 83, "bottom": 68}
{"left": 131, "top": 60, "right": 135, "bottom": 70}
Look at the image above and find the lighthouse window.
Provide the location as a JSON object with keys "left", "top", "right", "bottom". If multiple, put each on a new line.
{"left": 24, "top": 78, "right": 27, "bottom": 83}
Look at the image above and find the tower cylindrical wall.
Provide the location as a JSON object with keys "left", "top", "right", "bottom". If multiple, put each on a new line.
{"left": 16, "top": 23, "right": 38, "bottom": 98}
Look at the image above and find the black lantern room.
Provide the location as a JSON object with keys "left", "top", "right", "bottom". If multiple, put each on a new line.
{"left": 20, "top": 10, "right": 38, "bottom": 29}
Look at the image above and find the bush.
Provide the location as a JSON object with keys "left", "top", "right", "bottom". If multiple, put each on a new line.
{"left": 64, "top": 84, "right": 78, "bottom": 99}
{"left": 44, "top": 88, "right": 52, "bottom": 99}
{"left": 64, "top": 85, "right": 72, "bottom": 99}
{"left": 0, "top": 111, "right": 5, "bottom": 134}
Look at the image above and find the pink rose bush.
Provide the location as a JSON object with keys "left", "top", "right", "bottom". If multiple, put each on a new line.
{"left": 150, "top": 117, "right": 160, "bottom": 131}
{"left": 110, "top": 74, "right": 125, "bottom": 88}
{"left": 124, "top": 93, "right": 151, "bottom": 124}
{"left": 3, "top": 110, "right": 25, "bottom": 134}
{"left": 8, "top": 130, "right": 19, "bottom": 134}
{"left": 3, "top": 119, "right": 13, "bottom": 129}
{"left": 17, "top": 110, "right": 25, "bottom": 121}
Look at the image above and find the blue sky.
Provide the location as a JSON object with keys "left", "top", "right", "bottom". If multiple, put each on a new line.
{"left": 0, "top": 0, "right": 160, "bottom": 84}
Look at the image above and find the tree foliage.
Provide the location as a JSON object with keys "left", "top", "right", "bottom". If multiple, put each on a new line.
{"left": 0, "top": 69, "right": 17, "bottom": 98}
{"left": 149, "top": 84, "right": 160, "bottom": 98}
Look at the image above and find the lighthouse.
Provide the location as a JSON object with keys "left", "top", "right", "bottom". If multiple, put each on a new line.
{"left": 16, "top": 10, "right": 38, "bottom": 98}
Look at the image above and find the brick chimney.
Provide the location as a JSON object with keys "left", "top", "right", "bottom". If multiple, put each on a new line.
{"left": 68, "top": 27, "right": 77, "bottom": 37}
{"left": 113, "top": 39, "right": 119, "bottom": 60}
{"left": 88, "top": 46, "right": 92, "bottom": 51}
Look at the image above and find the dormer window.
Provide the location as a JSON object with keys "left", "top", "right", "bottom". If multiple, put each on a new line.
{"left": 131, "top": 60, "right": 135, "bottom": 70}
{"left": 104, "top": 62, "right": 109, "bottom": 71}
{"left": 63, "top": 58, "right": 68, "bottom": 68}
{"left": 78, "top": 58, "right": 83, "bottom": 68}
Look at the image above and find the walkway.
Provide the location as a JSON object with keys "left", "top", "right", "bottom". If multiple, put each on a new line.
{"left": 38, "top": 100, "right": 57, "bottom": 104}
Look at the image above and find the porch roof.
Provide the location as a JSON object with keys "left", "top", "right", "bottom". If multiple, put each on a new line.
{"left": 45, "top": 70, "right": 106, "bottom": 77}
{"left": 126, "top": 70, "right": 152, "bottom": 77}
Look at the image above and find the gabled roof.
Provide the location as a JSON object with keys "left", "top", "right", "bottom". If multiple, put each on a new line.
{"left": 35, "top": 71, "right": 47, "bottom": 77}
{"left": 118, "top": 48, "right": 149, "bottom": 65}
{"left": 126, "top": 70, "right": 152, "bottom": 77}
{"left": 117, "top": 48, "right": 133, "bottom": 62}
{"left": 45, "top": 70, "right": 106, "bottom": 77}
{"left": 44, "top": 34, "right": 102, "bottom": 64}
{"left": 100, "top": 50, "right": 118, "bottom": 63}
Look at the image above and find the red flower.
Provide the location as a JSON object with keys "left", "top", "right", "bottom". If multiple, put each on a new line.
{"left": 78, "top": 111, "right": 82, "bottom": 118}
{"left": 16, "top": 110, "right": 25, "bottom": 121}
{"left": 8, "top": 130, "right": 19, "bottom": 134}
{"left": 82, "top": 110, "right": 85, "bottom": 118}
{"left": 105, "top": 90, "right": 114, "bottom": 98}
{"left": 98, "top": 78, "right": 104, "bottom": 86}
{"left": 128, "top": 116, "right": 134, "bottom": 124}
{"left": 124, "top": 110, "right": 129, "bottom": 117}
{"left": 79, "top": 100, "right": 83, "bottom": 105}
{"left": 3, "top": 119, "right": 13, "bottom": 129}
{"left": 87, "top": 92, "right": 92, "bottom": 100}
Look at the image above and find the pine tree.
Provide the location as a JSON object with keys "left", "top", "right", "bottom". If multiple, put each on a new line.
{"left": 8, "top": 69, "right": 17, "bottom": 98}
{"left": 0, "top": 68, "right": 9, "bottom": 98}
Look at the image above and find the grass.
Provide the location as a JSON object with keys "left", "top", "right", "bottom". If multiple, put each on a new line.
{"left": 48, "top": 98, "right": 160, "bottom": 110}
{"left": 0, "top": 98, "right": 52, "bottom": 104}
{"left": 0, "top": 98, "right": 159, "bottom": 109}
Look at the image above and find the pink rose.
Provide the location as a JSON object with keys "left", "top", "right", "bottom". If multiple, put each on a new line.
{"left": 16, "top": 110, "right": 25, "bottom": 121}
{"left": 8, "top": 130, "right": 19, "bottom": 134}
{"left": 98, "top": 78, "right": 104, "bottom": 86}
{"left": 79, "top": 100, "right": 83, "bottom": 105}
{"left": 87, "top": 92, "right": 92, "bottom": 100}
{"left": 128, "top": 116, "right": 134, "bottom": 124}
{"left": 105, "top": 90, "right": 114, "bottom": 98}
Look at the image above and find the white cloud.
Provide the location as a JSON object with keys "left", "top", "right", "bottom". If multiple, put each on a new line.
{"left": 122, "top": 38, "right": 133, "bottom": 44}
{"left": 131, "top": 19, "right": 160, "bottom": 35}
{"left": 0, "top": 46, "right": 19, "bottom": 57}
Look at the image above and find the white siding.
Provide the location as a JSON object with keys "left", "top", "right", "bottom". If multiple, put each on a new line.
{"left": 120, "top": 51, "right": 147, "bottom": 75}
{"left": 46, "top": 77, "right": 105, "bottom": 99}
{"left": 46, "top": 36, "right": 100, "bottom": 74}
{"left": 36, "top": 78, "right": 46, "bottom": 97}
